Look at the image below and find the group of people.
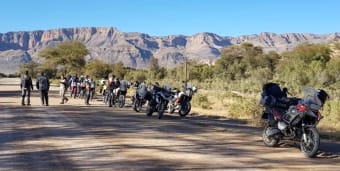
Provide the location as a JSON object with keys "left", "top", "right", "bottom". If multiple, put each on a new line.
{"left": 66, "top": 74, "right": 97, "bottom": 105}
{"left": 20, "top": 71, "right": 130, "bottom": 107}
{"left": 20, "top": 71, "right": 50, "bottom": 106}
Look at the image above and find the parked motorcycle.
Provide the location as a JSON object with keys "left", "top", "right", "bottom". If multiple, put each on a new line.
{"left": 168, "top": 83, "right": 197, "bottom": 117}
{"left": 115, "top": 80, "right": 130, "bottom": 108}
{"left": 132, "top": 82, "right": 150, "bottom": 112}
{"left": 146, "top": 84, "right": 172, "bottom": 119}
{"left": 261, "top": 84, "right": 329, "bottom": 158}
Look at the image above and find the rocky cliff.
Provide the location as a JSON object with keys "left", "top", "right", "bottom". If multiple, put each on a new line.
{"left": 0, "top": 27, "right": 339, "bottom": 74}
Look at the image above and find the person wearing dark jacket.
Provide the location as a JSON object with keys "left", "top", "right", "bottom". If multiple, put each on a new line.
{"left": 20, "top": 71, "right": 33, "bottom": 106}
{"left": 36, "top": 72, "right": 50, "bottom": 106}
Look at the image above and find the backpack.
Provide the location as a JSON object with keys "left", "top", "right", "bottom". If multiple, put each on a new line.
{"left": 80, "top": 81, "right": 86, "bottom": 87}
{"left": 120, "top": 80, "right": 128, "bottom": 91}
{"left": 84, "top": 80, "right": 91, "bottom": 91}
{"left": 71, "top": 79, "right": 77, "bottom": 87}
{"left": 39, "top": 76, "right": 48, "bottom": 91}
{"left": 260, "top": 83, "right": 283, "bottom": 107}
{"left": 90, "top": 81, "right": 95, "bottom": 88}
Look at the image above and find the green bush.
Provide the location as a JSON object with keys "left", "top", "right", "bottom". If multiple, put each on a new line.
{"left": 228, "top": 95, "right": 263, "bottom": 126}
{"left": 192, "top": 93, "right": 212, "bottom": 109}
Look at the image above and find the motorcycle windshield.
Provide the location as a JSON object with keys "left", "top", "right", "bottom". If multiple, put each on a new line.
{"left": 186, "top": 83, "right": 193, "bottom": 89}
{"left": 302, "top": 87, "right": 322, "bottom": 110}
{"left": 164, "top": 83, "right": 172, "bottom": 92}
{"left": 185, "top": 83, "right": 194, "bottom": 96}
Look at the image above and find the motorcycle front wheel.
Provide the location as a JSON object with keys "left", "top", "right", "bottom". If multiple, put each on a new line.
{"left": 262, "top": 126, "right": 279, "bottom": 147}
{"left": 146, "top": 101, "right": 155, "bottom": 116}
{"left": 179, "top": 102, "right": 191, "bottom": 117}
{"left": 133, "top": 99, "right": 142, "bottom": 112}
{"left": 158, "top": 100, "right": 165, "bottom": 119}
{"left": 118, "top": 95, "right": 125, "bottom": 108}
{"left": 301, "top": 127, "right": 320, "bottom": 158}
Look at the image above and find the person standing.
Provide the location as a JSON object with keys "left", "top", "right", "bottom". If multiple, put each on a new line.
{"left": 20, "top": 71, "right": 33, "bottom": 106}
{"left": 59, "top": 75, "right": 69, "bottom": 104}
{"left": 36, "top": 72, "right": 50, "bottom": 106}
{"left": 84, "top": 75, "right": 92, "bottom": 105}
{"left": 89, "top": 77, "right": 96, "bottom": 102}
{"left": 69, "top": 74, "right": 78, "bottom": 98}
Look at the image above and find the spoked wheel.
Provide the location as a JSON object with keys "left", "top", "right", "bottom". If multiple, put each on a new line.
{"left": 301, "top": 127, "right": 320, "bottom": 158}
{"left": 118, "top": 95, "right": 125, "bottom": 108}
{"left": 179, "top": 102, "right": 191, "bottom": 117}
{"left": 146, "top": 101, "right": 154, "bottom": 116}
{"left": 133, "top": 99, "right": 142, "bottom": 112}
{"left": 262, "top": 126, "right": 280, "bottom": 147}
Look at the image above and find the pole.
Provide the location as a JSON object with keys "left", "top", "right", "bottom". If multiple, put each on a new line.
{"left": 185, "top": 56, "right": 188, "bottom": 88}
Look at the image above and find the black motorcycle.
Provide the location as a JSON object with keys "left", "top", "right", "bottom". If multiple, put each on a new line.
{"left": 132, "top": 83, "right": 150, "bottom": 112}
{"left": 146, "top": 84, "right": 172, "bottom": 119}
{"left": 261, "top": 86, "right": 329, "bottom": 158}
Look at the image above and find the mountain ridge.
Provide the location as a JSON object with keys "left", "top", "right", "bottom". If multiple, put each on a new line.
{"left": 0, "top": 27, "right": 339, "bottom": 74}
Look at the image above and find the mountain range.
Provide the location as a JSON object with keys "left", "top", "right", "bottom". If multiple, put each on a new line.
{"left": 0, "top": 27, "right": 339, "bottom": 74}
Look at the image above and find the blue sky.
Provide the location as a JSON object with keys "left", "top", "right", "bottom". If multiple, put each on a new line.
{"left": 1, "top": 0, "right": 339, "bottom": 37}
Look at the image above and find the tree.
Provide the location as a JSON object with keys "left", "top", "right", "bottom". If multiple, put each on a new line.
{"left": 19, "top": 61, "right": 39, "bottom": 76}
{"left": 148, "top": 56, "right": 160, "bottom": 71}
{"left": 85, "top": 60, "right": 112, "bottom": 78}
{"left": 111, "top": 62, "right": 127, "bottom": 79}
{"left": 215, "top": 43, "right": 267, "bottom": 80}
{"left": 19, "top": 61, "right": 57, "bottom": 78}
{"left": 281, "top": 43, "right": 331, "bottom": 64}
{"left": 38, "top": 41, "right": 88, "bottom": 76}
{"left": 274, "top": 43, "right": 332, "bottom": 90}
{"left": 148, "top": 56, "right": 161, "bottom": 79}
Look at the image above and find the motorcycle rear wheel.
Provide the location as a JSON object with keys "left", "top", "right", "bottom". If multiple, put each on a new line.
{"left": 262, "top": 127, "right": 279, "bottom": 147}
{"left": 301, "top": 127, "right": 320, "bottom": 158}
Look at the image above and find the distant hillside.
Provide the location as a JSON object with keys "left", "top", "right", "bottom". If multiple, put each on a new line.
{"left": 0, "top": 27, "right": 339, "bottom": 74}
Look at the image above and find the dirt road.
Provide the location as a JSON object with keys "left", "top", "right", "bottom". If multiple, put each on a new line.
{"left": 0, "top": 80, "right": 339, "bottom": 170}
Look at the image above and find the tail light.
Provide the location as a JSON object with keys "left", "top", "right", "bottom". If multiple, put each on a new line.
{"left": 272, "top": 109, "right": 282, "bottom": 121}
{"left": 297, "top": 104, "right": 307, "bottom": 113}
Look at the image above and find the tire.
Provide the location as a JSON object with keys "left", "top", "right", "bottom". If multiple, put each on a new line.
{"left": 158, "top": 100, "right": 165, "bottom": 119}
{"left": 118, "top": 95, "right": 125, "bottom": 108}
{"left": 301, "top": 127, "right": 320, "bottom": 158}
{"left": 108, "top": 95, "right": 113, "bottom": 107}
{"left": 179, "top": 102, "right": 191, "bottom": 117}
{"left": 133, "top": 99, "right": 142, "bottom": 112}
{"left": 262, "top": 127, "right": 280, "bottom": 147}
{"left": 146, "top": 102, "right": 154, "bottom": 116}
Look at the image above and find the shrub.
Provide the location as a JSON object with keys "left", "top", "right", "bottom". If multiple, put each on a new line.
{"left": 192, "top": 93, "right": 212, "bottom": 109}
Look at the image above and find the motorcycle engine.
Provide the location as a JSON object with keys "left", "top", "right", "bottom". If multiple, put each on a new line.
{"left": 278, "top": 121, "right": 288, "bottom": 130}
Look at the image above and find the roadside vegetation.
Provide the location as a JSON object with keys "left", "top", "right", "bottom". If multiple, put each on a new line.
{"left": 17, "top": 40, "right": 340, "bottom": 139}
